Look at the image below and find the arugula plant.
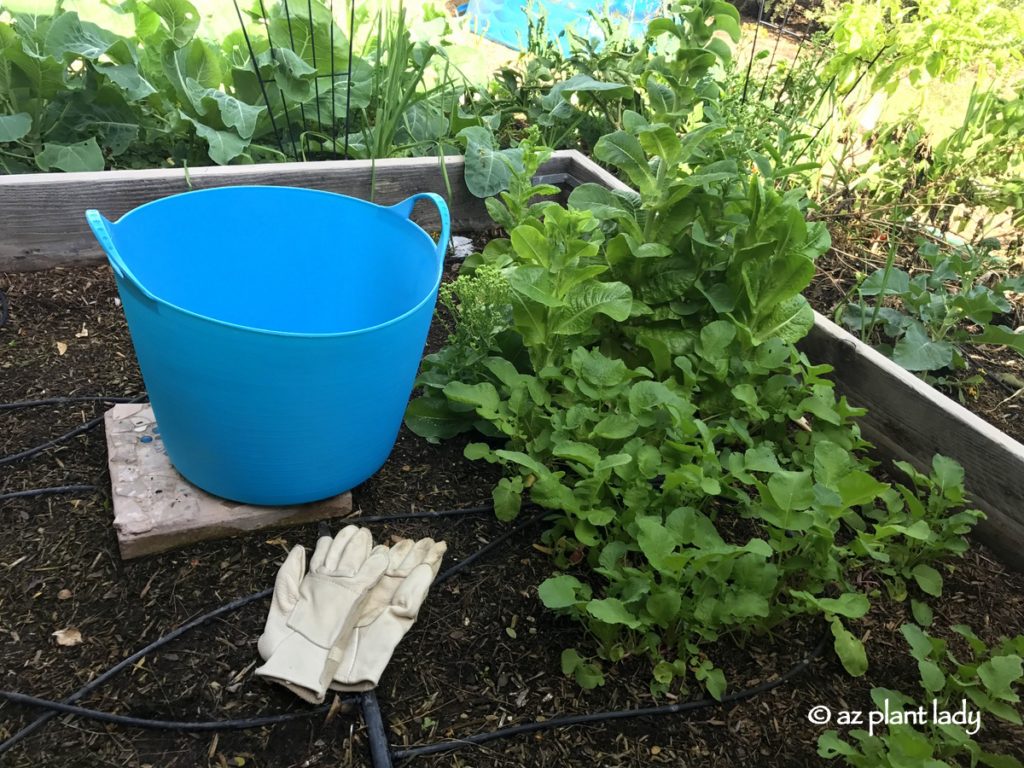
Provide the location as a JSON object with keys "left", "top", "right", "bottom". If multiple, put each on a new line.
{"left": 849, "top": 456, "right": 984, "bottom": 601}
{"left": 819, "top": 623, "right": 1024, "bottom": 768}
{"left": 839, "top": 235, "right": 1024, "bottom": 376}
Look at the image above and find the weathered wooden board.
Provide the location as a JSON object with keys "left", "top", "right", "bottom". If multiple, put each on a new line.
{"left": 0, "top": 153, "right": 576, "bottom": 272}
{"left": 800, "top": 315, "right": 1024, "bottom": 570}
{"left": 563, "top": 149, "right": 625, "bottom": 190}
{"left": 104, "top": 403, "right": 354, "bottom": 559}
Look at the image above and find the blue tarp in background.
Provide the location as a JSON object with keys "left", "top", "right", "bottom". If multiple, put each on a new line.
{"left": 464, "top": 0, "right": 661, "bottom": 52}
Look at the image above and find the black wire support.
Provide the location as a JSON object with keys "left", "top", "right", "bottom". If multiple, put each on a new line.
{"left": 773, "top": 27, "right": 815, "bottom": 113}
{"left": 343, "top": 0, "right": 356, "bottom": 158}
{"left": 280, "top": 0, "right": 310, "bottom": 132}
{"left": 307, "top": 0, "right": 324, "bottom": 129}
{"left": 256, "top": 0, "right": 301, "bottom": 160}
{"left": 232, "top": 0, "right": 286, "bottom": 156}
{"left": 758, "top": 0, "right": 802, "bottom": 102}
{"left": 0, "top": 287, "right": 9, "bottom": 328}
{"left": 740, "top": 0, "right": 767, "bottom": 103}
{"left": 795, "top": 45, "right": 888, "bottom": 162}
{"left": 329, "top": 0, "right": 338, "bottom": 158}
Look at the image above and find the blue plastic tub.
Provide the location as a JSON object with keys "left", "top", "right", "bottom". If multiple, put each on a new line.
{"left": 87, "top": 187, "right": 449, "bottom": 505}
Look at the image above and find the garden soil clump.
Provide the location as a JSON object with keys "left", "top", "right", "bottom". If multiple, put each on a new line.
{"left": 1, "top": 264, "right": 1023, "bottom": 768}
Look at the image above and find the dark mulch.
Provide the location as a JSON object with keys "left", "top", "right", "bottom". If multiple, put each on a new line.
{"left": 806, "top": 213, "right": 1024, "bottom": 446}
{"left": 1, "top": 264, "right": 1023, "bottom": 768}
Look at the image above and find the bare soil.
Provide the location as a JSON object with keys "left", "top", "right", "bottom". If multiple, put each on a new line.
{"left": 1, "top": 263, "right": 1022, "bottom": 768}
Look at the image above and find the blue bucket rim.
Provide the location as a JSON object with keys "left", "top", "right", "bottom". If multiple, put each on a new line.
{"left": 102, "top": 185, "right": 446, "bottom": 340}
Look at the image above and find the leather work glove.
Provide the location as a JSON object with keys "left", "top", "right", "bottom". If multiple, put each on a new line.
{"left": 331, "top": 536, "right": 447, "bottom": 692}
{"left": 256, "top": 526, "right": 388, "bottom": 703}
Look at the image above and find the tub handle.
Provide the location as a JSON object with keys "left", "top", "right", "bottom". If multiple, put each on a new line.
{"left": 85, "top": 209, "right": 159, "bottom": 305}
{"left": 388, "top": 193, "right": 450, "bottom": 266}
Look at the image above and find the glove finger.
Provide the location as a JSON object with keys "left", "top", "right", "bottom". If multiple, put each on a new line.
{"left": 272, "top": 544, "right": 307, "bottom": 612}
{"left": 344, "top": 527, "right": 375, "bottom": 573}
{"left": 356, "top": 546, "right": 390, "bottom": 585}
{"left": 387, "top": 538, "right": 416, "bottom": 573}
{"left": 406, "top": 537, "right": 434, "bottom": 568}
{"left": 408, "top": 538, "right": 447, "bottom": 577}
{"left": 324, "top": 525, "right": 363, "bottom": 573}
{"left": 390, "top": 562, "right": 436, "bottom": 618}
{"left": 309, "top": 533, "right": 334, "bottom": 572}
{"left": 424, "top": 540, "right": 448, "bottom": 578}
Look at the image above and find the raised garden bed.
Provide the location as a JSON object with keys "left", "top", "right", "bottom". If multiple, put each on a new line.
{"left": 2, "top": 154, "right": 1024, "bottom": 767}
{"left": 4, "top": 152, "right": 1022, "bottom": 569}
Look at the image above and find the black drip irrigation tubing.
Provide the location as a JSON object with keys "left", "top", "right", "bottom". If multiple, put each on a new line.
{"left": 0, "top": 500, "right": 831, "bottom": 767}
{"left": 389, "top": 631, "right": 831, "bottom": 762}
{"left": 0, "top": 587, "right": 272, "bottom": 756}
{"left": 433, "top": 510, "right": 547, "bottom": 587}
{"left": 0, "top": 485, "right": 98, "bottom": 502}
{"left": 0, "top": 395, "right": 141, "bottom": 411}
{"left": 0, "top": 396, "right": 139, "bottom": 503}
{"left": 1, "top": 398, "right": 831, "bottom": 766}
{"left": 0, "top": 394, "right": 147, "bottom": 467}
{"left": 0, "top": 502, "right": 514, "bottom": 754}
{"left": 351, "top": 504, "right": 496, "bottom": 527}
{"left": 0, "top": 691, "right": 334, "bottom": 732}
{"left": 363, "top": 692, "right": 395, "bottom": 768}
